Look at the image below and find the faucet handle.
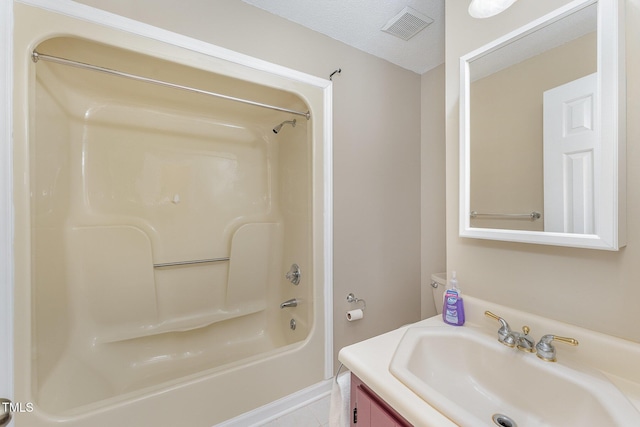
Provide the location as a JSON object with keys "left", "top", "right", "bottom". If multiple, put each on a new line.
{"left": 484, "top": 311, "right": 510, "bottom": 330}
{"left": 535, "top": 334, "right": 579, "bottom": 362}
{"left": 285, "top": 264, "right": 301, "bottom": 285}
{"left": 484, "top": 311, "right": 501, "bottom": 322}
{"left": 484, "top": 311, "right": 515, "bottom": 347}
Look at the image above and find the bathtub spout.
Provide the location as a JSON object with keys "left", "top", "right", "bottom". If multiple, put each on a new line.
{"left": 280, "top": 298, "right": 298, "bottom": 309}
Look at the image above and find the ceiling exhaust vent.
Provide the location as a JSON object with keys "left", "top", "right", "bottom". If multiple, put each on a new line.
{"left": 381, "top": 6, "right": 433, "bottom": 41}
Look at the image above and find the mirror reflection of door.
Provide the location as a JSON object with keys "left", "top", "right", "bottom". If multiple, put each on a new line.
{"left": 543, "top": 73, "right": 597, "bottom": 234}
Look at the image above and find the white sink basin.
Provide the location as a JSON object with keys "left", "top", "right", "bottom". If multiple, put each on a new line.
{"left": 390, "top": 325, "right": 640, "bottom": 426}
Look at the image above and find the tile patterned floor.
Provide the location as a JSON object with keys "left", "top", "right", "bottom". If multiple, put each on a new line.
{"left": 260, "top": 395, "right": 331, "bottom": 427}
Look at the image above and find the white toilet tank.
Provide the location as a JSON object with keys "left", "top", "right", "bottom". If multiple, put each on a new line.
{"left": 421, "top": 272, "right": 447, "bottom": 318}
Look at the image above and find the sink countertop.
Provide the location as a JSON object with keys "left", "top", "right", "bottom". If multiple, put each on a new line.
{"left": 338, "top": 295, "right": 640, "bottom": 427}
{"left": 338, "top": 315, "right": 457, "bottom": 427}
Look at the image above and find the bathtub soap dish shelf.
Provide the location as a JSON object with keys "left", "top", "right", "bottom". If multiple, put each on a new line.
{"left": 95, "top": 300, "right": 266, "bottom": 343}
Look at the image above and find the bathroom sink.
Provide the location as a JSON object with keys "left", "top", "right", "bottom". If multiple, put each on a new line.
{"left": 389, "top": 325, "right": 640, "bottom": 427}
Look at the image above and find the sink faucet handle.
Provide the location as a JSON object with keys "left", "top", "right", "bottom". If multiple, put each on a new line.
{"left": 535, "top": 334, "right": 579, "bottom": 362}
{"left": 484, "top": 311, "right": 510, "bottom": 331}
{"left": 553, "top": 335, "right": 579, "bottom": 346}
{"left": 484, "top": 311, "right": 515, "bottom": 347}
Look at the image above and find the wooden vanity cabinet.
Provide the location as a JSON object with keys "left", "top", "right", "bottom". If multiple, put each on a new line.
{"left": 350, "top": 373, "right": 412, "bottom": 427}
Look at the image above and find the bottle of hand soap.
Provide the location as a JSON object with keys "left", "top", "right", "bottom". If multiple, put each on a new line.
{"left": 442, "top": 271, "right": 465, "bottom": 326}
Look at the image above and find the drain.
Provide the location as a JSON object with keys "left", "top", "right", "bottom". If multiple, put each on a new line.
{"left": 492, "top": 414, "right": 517, "bottom": 427}
{"left": 290, "top": 319, "right": 297, "bottom": 330}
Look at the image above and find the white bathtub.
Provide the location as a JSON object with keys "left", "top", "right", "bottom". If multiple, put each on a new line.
{"left": 11, "top": 3, "right": 332, "bottom": 426}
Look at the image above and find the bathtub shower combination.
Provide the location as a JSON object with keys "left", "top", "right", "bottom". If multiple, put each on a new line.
{"left": 13, "top": 4, "right": 331, "bottom": 426}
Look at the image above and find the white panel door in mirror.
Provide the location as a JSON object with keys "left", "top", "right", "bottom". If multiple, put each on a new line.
{"left": 543, "top": 73, "right": 597, "bottom": 234}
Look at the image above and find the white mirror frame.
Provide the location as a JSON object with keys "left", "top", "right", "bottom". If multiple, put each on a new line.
{"left": 459, "top": 0, "right": 626, "bottom": 250}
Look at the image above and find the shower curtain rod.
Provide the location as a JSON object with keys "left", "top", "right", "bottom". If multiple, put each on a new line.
{"left": 31, "top": 51, "right": 311, "bottom": 120}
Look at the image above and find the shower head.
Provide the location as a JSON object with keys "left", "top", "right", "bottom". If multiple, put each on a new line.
{"left": 273, "top": 119, "right": 296, "bottom": 134}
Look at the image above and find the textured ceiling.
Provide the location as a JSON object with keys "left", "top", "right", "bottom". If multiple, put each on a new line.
{"left": 241, "top": 0, "right": 445, "bottom": 74}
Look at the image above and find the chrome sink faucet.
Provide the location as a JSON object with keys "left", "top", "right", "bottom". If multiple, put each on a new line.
{"left": 485, "top": 311, "right": 535, "bottom": 353}
{"left": 516, "top": 326, "right": 536, "bottom": 353}
{"left": 485, "top": 311, "right": 579, "bottom": 361}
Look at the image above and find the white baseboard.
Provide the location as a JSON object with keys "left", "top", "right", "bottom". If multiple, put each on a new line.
{"left": 215, "top": 379, "right": 334, "bottom": 427}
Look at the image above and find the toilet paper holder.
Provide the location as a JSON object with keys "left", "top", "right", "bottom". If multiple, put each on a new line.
{"left": 346, "top": 293, "right": 366, "bottom": 310}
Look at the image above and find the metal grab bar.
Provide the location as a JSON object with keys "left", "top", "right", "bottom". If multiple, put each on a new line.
{"left": 470, "top": 211, "right": 541, "bottom": 220}
{"left": 31, "top": 51, "right": 311, "bottom": 120}
{"left": 153, "top": 257, "right": 230, "bottom": 268}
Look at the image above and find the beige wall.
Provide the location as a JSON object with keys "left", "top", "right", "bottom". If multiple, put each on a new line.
{"left": 421, "top": 64, "right": 447, "bottom": 319}
{"left": 446, "top": 0, "right": 640, "bottom": 342}
{"left": 73, "top": 0, "right": 431, "bottom": 368}
{"left": 470, "top": 33, "right": 596, "bottom": 231}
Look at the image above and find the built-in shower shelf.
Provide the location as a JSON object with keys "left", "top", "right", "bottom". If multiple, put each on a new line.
{"left": 96, "top": 301, "right": 266, "bottom": 343}
{"left": 69, "top": 222, "right": 281, "bottom": 344}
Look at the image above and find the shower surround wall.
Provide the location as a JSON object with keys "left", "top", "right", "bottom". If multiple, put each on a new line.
{"left": 13, "top": 4, "right": 330, "bottom": 426}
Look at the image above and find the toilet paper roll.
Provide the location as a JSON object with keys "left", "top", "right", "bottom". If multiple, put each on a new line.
{"left": 346, "top": 309, "right": 364, "bottom": 322}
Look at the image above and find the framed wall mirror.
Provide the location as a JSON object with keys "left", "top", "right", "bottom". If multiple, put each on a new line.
{"left": 459, "top": 0, "right": 626, "bottom": 250}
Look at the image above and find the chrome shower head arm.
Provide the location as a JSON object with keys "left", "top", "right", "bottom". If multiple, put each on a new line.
{"left": 272, "top": 119, "right": 296, "bottom": 134}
